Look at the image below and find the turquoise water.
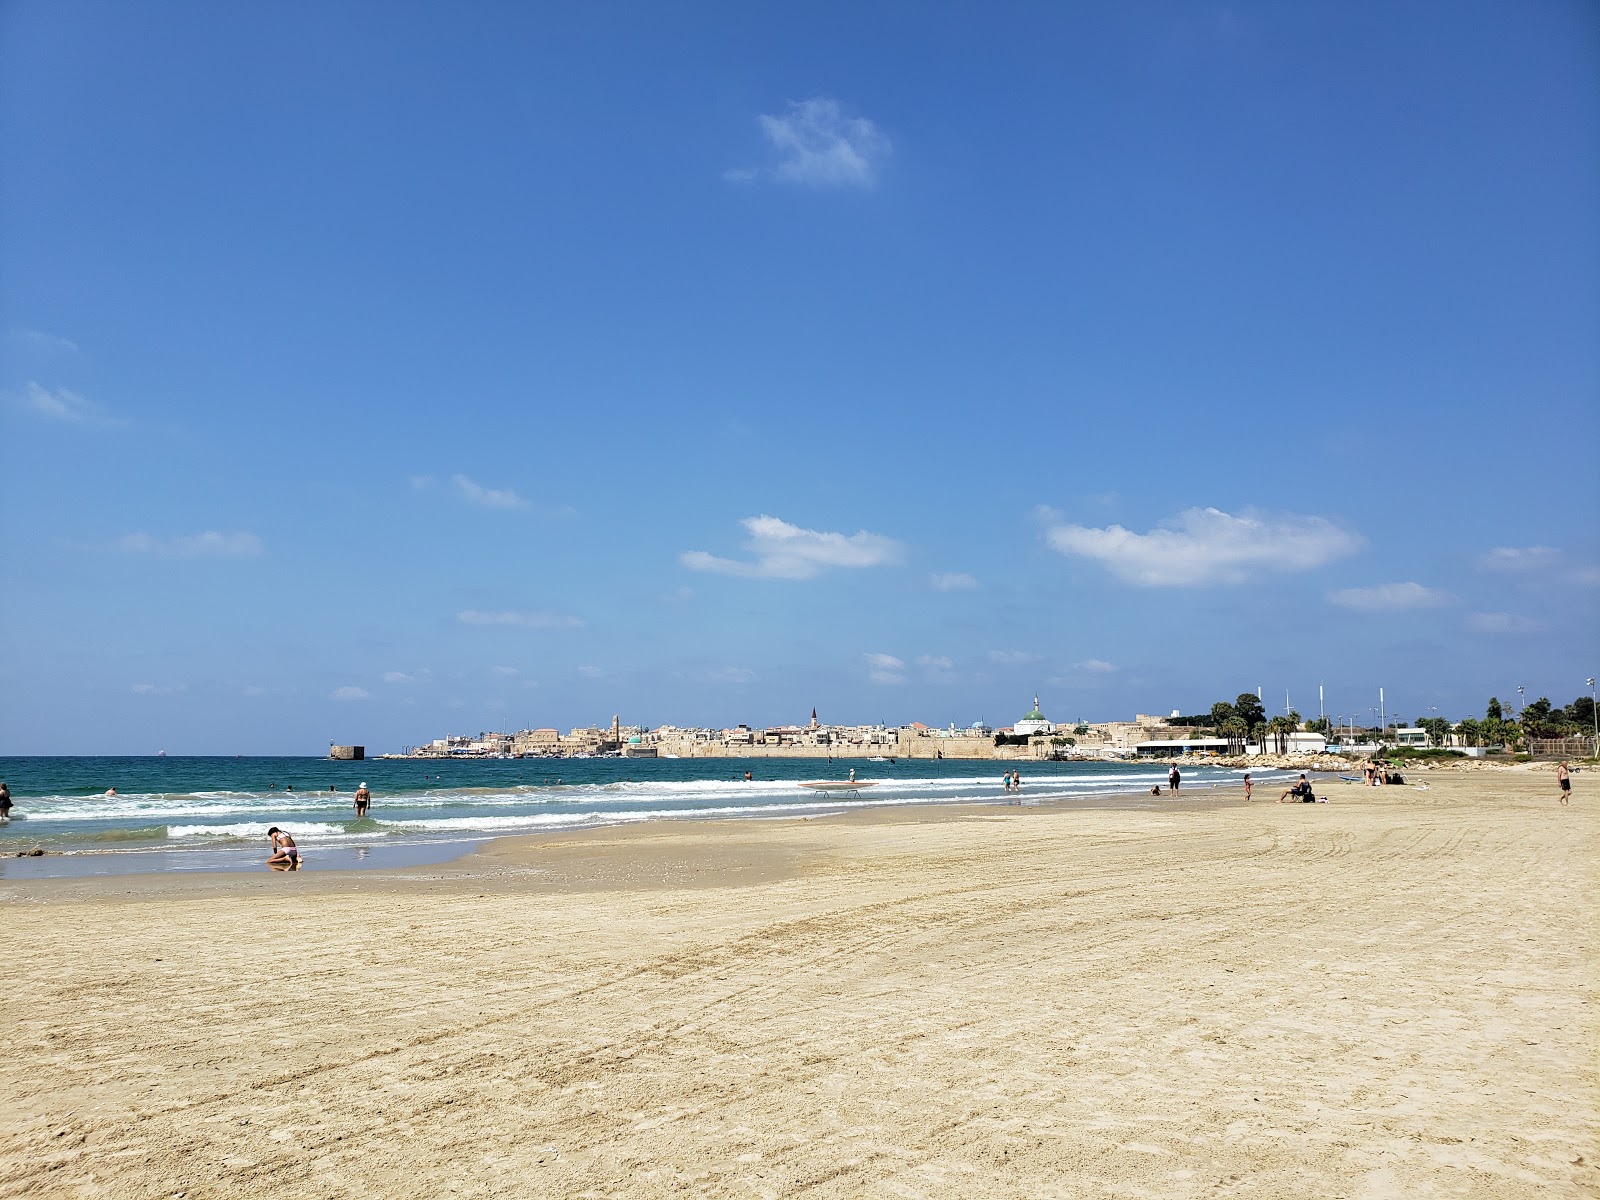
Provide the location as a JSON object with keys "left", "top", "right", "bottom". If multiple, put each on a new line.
{"left": 0, "top": 755, "right": 1275, "bottom": 877}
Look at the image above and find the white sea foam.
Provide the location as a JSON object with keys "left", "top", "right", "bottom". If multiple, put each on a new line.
{"left": 167, "top": 822, "right": 348, "bottom": 840}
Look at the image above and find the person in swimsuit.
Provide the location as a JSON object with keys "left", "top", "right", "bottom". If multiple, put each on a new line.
{"left": 0, "top": 782, "right": 11, "bottom": 821}
{"left": 1168, "top": 764, "right": 1180, "bottom": 793}
{"left": 1277, "top": 774, "right": 1313, "bottom": 803}
{"left": 1556, "top": 762, "right": 1571, "bottom": 806}
{"left": 266, "top": 826, "right": 301, "bottom": 869}
{"left": 1243, "top": 773, "right": 1253, "bottom": 802}
{"left": 354, "top": 782, "right": 372, "bottom": 817}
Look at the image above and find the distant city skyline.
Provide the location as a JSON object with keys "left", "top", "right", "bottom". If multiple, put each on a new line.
{"left": 2, "top": 3, "right": 1596, "bottom": 754}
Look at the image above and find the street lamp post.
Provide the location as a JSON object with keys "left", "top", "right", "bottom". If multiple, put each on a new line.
{"left": 1589, "top": 677, "right": 1597, "bottom": 755}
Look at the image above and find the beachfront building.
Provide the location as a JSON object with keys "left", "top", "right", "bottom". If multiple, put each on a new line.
{"left": 512, "top": 728, "right": 562, "bottom": 755}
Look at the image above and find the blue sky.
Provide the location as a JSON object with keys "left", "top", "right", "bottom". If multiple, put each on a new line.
{"left": 2, "top": 2, "right": 1596, "bottom": 754}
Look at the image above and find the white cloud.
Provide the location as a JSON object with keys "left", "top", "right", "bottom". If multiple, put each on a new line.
{"left": 131, "top": 682, "right": 185, "bottom": 696}
{"left": 988, "top": 649, "right": 1040, "bottom": 666}
{"left": 727, "top": 97, "right": 891, "bottom": 189}
{"left": 930, "top": 572, "right": 980, "bottom": 592}
{"left": 1045, "top": 506, "right": 1363, "bottom": 586}
{"left": 1478, "top": 546, "right": 1561, "bottom": 572}
{"left": 918, "top": 655, "right": 954, "bottom": 671}
{"left": 682, "top": 514, "right": 904, "bottom": 581}
{"left": 457, "top": 610, "right": 583, "bottom": 629}
{"left": 383, "top": 670, "right": 430, "bottom": 685}
{"left": 118, "top": 531, "right": 264, "bottom": 557}
{"left": 578, "top": 665, "right": 606, "bottom": 679}
{"left": 1328, "top": 582, "right": 1452, "bottom": 612}
{"left": 1464, "top": 612, "right": 1544, "bottom": 635}
{"left": 702, "top": 667, "right": 757, "bottom": 685}
{"left": 490, "top": 665, "right": 520, "bottom": 677}
{"left": 6, "top": 328, "right": 79, "bottom": 354}
{"left": 1077, "top": 658, "right": 1117, "bottom": 673}
{"left": 14, "top": 381, "right": 120, "bottom": 426}
{"left": 452, "top": 474, "right": 529, "bottom": 511}
{"left": 864, "top": 652, "right": 905, "bottom": 684}
{"left": 331, "top": 686, "right": 370, "bottom": 701}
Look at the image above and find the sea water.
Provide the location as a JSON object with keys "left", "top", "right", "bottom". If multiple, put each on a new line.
{"left": 0, "top": 756, "right": 1289, "bottom": 878}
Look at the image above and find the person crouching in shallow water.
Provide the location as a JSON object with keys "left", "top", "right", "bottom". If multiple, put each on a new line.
{"left": 267, "top": 826, "right": 300, "bottom": 870}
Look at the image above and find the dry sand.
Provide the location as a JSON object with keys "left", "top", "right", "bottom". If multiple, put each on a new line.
{"left": 1, "top": 770, "right": 1594, "bottom": 1198}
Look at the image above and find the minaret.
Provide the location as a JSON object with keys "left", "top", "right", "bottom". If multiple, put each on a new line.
{"left": 611, "top": 714, "right": 620, "bottom": 745}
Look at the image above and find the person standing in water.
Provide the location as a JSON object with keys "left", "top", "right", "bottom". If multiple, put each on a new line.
{"left": 1168, "top": 764, "right": 1181, "bottom": 793}
{"left": 0, "top": 782, "right": 12, "bottom": 822}
{"left": 354, "top": 782, "right": 372, "bottom": 817}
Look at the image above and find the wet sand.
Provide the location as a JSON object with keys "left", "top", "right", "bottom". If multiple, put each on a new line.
{"left": 1, "top": 769, "right": 1594, "bottom": 1197}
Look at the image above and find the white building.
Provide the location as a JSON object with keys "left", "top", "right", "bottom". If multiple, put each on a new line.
{"left": 1014, "top": 696, "right": 1054, "bottom": 737}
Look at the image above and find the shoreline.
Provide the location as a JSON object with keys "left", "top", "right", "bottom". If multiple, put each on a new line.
{"left": 0, "top": 778, "right": 1251, "bottom": 898}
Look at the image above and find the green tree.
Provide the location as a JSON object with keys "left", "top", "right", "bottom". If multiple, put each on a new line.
{"left": 1220, "top": 716, "right": 1248, "bottom": 750}
{"left": 1455, "top": 717, "right": 1480, "bottom": 747}
{"left": 1209, "top": 700, "right": 1237, "bottom": 730}
{"left": 1520, "top": 698, "right": 1555, "bottom": 739}
{"left": 1235, "top": 693, "right": 1266, "bottom": 732}
{"left": 1486, "top": 697, "right": 1503, "bottom": 722}
{"left": 1304, "top": 716, "right": 1331, "bottom": 735}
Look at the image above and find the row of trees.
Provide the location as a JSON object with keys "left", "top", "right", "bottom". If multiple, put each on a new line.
{"left": 1170, "top": 692, "right": 1597, "bottom": 750}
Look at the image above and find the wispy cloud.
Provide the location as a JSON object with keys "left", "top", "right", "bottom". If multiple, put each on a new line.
{"left": 918, "top": 654, "right": 954, "bottom": 671}
{"left": 452, "top": 473, "right": 529, "bottom": 511}
{"left": 383, "top": 670, "right": 430, "bottom": 685}
{"left": 930, "top": 572, "right": 979, "bottom": 592}
{"left": 1077, "top": 658, "right": 1117, "bottom": 673}
{"left": 457, "top": 610, "right": 583, "bottom": 629}
{"left": 118, "top": 531, "right": 264, "bottom": 557}
{"left": 701, "top": 666, "right": 757, "bottom": 685}
{"left": 1464, "top": 612, "right": 1544, "bottom": 635}
{"left": 726, "top": 97, "right": 891, "bottom": 189}
{"left": 578, "top": 665, "right": 606, "bottom": 679}
{"left": 988, "top": 649, "right": 1039, "bottom": 666}
{"left": 1478, "top": 545, "right": 1561, "bottom": 572}
{"left": 864, "top": 652, "right": 905, "bottom": 685}
{"left": 1328, "top": 582, "right": 1452, "bottom": 612}
{"left": 682, "top": 515, "right": 904, "bottom": 581}
{"left": 131, "top": 682, "right": 186, "bottom": 696}
{"left": 490, "top": 665, "right": 520, "bottom": 677}
{"left": 1045, "top": 506, "right": 1362, "bottom": 587}
{"left": 12, "top": 381, "right": 121, "bottom": 427}
{"left": 6, "top": 328, "right": 79, "bottom": 354}
{"left": 331, "top": 686, "right": 370, "bottom": 701}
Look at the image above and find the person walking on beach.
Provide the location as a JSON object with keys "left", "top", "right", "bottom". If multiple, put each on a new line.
{"left": 1243, "top": 773, "right": 1252, "bottom": 802}
{"left": 1556, "top": 762, "right": 1571, "bottom": 806}
{"left": 1168, "top": 764, "right": 1181, "bottom": 793}
{"left": 266, "top": 826, "right": 300, "bottom": 869}
{"left": 354, "top": 782, "right": 372, "bottom": 817}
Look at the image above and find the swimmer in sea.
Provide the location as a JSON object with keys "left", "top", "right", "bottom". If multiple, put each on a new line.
{"left": 266, "top": 826, "right": 301, "bottom": 870}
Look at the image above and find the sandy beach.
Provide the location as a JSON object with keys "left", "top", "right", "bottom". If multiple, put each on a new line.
{"left": 2, "top": 768, "right": 1594, "bottom": 1198}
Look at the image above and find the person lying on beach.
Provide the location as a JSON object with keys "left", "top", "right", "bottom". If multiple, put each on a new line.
{"left": 266, "top": 826, "right": 301, "bottom": 869}
{"left": 1277, "top": 775, "right": 1314, "bottom": 803}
